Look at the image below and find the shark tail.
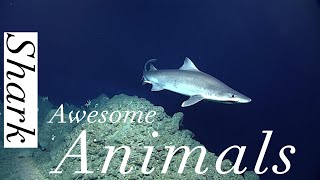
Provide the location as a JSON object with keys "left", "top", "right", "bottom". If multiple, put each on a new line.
{"left": 142, "top": 59, "right": 157, "bottom": 85}
{"left": 144, "top": 59, "right": 157, "bottom": 72}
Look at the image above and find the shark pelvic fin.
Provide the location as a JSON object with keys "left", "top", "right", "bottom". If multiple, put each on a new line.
{"left": 181, "top": 95, "right": 204, "bottom": 107}
{"left": 151, "top": 84, "right": 164, "bottom": 91}
{"left": 179, "top": 57, "right": 200, "bottom": 71}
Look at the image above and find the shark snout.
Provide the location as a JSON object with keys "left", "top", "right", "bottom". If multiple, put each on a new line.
{"left": 237, "top": 95, "right": 251, "bottom": 103}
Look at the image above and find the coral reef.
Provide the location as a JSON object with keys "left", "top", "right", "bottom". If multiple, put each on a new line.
{"left": 0, "top": 101, "right": 3, "bottom": 146}
{"left": 0, "top": 94, "right": 259, "bottom": 180}
{"left": 34, "top": 94, "right": 258, "bottom": 180}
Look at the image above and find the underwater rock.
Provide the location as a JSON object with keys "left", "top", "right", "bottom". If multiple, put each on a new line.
{"left": 38, "top": 96, "right": 54, "bottom": 127}
{"left": 244, "top": 171, "right": 260, "bottom": 180}
{"left": 38, "top": 109, "right": 75, "bottom": 151}
{"left": 34, "top": 94, "right": 259, "bottom": 179}
{"left": 0, "top": 101, "right": 3, "bottom": 146}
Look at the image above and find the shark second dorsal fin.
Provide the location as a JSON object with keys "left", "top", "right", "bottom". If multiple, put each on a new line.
{"left": 179, "top": 57, "right": 200, "bottom": 71}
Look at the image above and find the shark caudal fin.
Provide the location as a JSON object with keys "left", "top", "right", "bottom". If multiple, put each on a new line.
{"left": 142, "top": 59, "right": 157, "bottom": 85}
{"left": 144, "top": 59, "right": 157, "bottom": 71}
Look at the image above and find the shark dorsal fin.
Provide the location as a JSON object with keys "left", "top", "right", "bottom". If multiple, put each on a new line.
{"left": 149, "top": 64, "right": 157, "bottom": 71}
{"left": 179, "top": 57, "right": 200, "bottom": 71}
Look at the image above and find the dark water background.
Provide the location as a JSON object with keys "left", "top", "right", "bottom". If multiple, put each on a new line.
{"left": 1, "top": 0, "right": 320, "bottom": 179}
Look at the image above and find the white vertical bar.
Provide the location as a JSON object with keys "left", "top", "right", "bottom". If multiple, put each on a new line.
{"left": 4, "top": 32, "right": 38, "bottom": 148}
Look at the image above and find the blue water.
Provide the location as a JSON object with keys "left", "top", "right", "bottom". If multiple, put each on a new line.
{"left": 1, "top": 0, "right": 320, "bottom": 179}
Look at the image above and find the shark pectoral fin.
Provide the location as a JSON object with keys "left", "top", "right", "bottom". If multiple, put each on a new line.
{"left": 181, "top": 95, "right": 204, "bottom": 107}
{"left": 151, "top": 84, "right": 164, "bottom": 91}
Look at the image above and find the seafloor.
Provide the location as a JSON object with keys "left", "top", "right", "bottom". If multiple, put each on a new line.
{"left": 0, "top": 94, "right": 259, "bottom": 180}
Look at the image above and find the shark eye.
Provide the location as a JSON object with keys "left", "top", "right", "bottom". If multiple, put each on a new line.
{"left": 231, "top": 94, "right": 235, "bottom": 98}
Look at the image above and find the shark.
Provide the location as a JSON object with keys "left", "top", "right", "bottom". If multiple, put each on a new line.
{"left": 142, "top": 57, "right": 251, "bottom": 107}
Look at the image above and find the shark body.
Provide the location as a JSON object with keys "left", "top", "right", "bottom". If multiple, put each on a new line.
{"left": 142, "top": 57, "right": 251, "bottom": 107}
